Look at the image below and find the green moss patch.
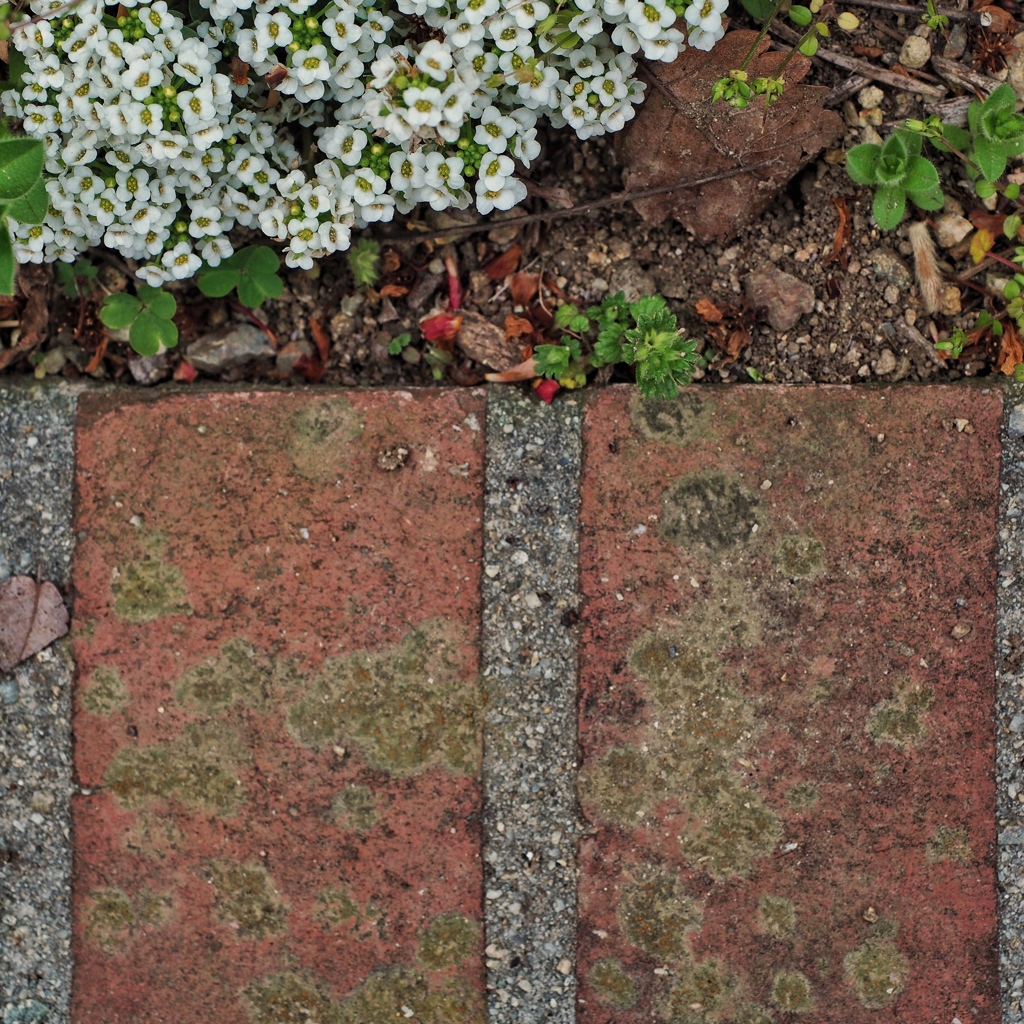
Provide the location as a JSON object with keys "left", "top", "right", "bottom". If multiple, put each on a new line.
{"left": 866, "top": 680, "right": 934, "bottom": 748}
{"left": 664, "top": 960, "right": 736, "bottom": 1022}
{"left": 206, "top": 859, "right": 288, "bottom": 938}
{"left": 417, "top": 912, "right": 478, "bottom": 969}
{"left": 243, "top": 971, "right": 339, "bottom": 1024}
{"left": 332, "top": 784, "right": 379, "bottom": 831}
{"left": 630, "top": 391, "right": 709, "bottom": 446}
{"left": 580, "top": 746, "right": 657, "bottom": 827}
{"left": 287, "top": 622, "right": 480, "bottom": 776}
{"left": 785, "top": 782, "right": 819, "bottom": 810}
{"left": 587, "top": 958, "right": 638, "bottom": 1010}
{"left": 618, "top": 867, "right": 702, "bottom": 962}
{"left": 175, "top": 639, "right": 271, "bottom": 714}
{"left": 111, "top": 540, "right": 190, "bottom": 623}
{"left": 337, "top": 968, "right": 484, "bottom": 1024}
{"left": 844, "top": 939, "right": 908, "bottom": 1008}
{"left": 771, "top": 971, "right": 812, "bottom": 1012}
{"left": 104, "top": 722, "right": 249, "bottom": 815}
{"left": 80, "top": 666, "right": 128, "bottom": 716}
{"left": 314, "top": 888, "right": 361, "bottom": 928}
{"left": 776, "top": 535, "right": 825, "bottom": 578}
{"left": 84, "top": 886, "right": 173, "bottom": 955}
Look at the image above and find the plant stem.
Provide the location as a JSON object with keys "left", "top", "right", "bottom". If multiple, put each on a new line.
{"left": 738, "top": 0, "right": 787, "bottom": 71}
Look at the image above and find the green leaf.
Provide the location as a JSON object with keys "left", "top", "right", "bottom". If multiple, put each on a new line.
{"left": 873, "top": 185, "right": 906, "bottom": 230}
{"left": 941, "top": 123, "right": 971, "bottom": 150}
{"left": 789, "top": 5, "right": 812, "bottom": 25}
{"left": 554, "top": 303, "right": 579, "bottom": 328}
{"left": 739, "top": 0, "right": 775, "bottom": 18}
{"left": 255, "top": 271, "right": 284, "bottom": 300}
{"left": 143, "top": 288, "right": 176, "bottom": 320}
{"left": 1006, "top": 214, "right": 1023, "bottom": 240}
{"left": 236, "top": 275, "right": 267, "bottom": 309}
{"left": 533, "top": 344, "right": 571, "bottom": 379}
{"left": 568, "top": 313, "right": 590, "bottom": 334}
{"left": 0, "top": 222, "right": 15, "bottom": 296}
{"left": 235, "top": 245, "right": 280, "bottom": 276}
{"left": 903, "top": 155, "right": 939, "bottom": 194}
{"left": 628, "top": 295, "right": 667, "bottom": 320}
{"left": 984, "top": 82, "right": 1017, "bottom": 115}
{"left": 129, "top": 311, "right": 178, "bottom": 356}
{"left": 1005, "top": 279, "right": 1022, "bottom": 300}
{"left": 976, "top": 178, "right": 998, "bottom": 198}
{"left": 846, "top": 144, "right": 881, "bottom": 185}
{"left": 799, "top": 34, "right": 818, "bottom": 56}
{"left": 876, "top": 133, "right": 909, "bottom": 184}
{"left": 1007, "top": 182, "right": 1021, "bottom": 201}
{"left": 388, "top": 332, "right": 412, "bottom": 356}
{"left": 993, "top": 319, "right": 1004, "bottom": 337}
{"left": 99, "top": 293, "right": 141, "bottom": 330}
{"left": 908, "top": 184, "right": 945, "bottom": 211}
{"left": 197, "top": 267, "right": 239, "bottom": 298}
{"left": 973, "top": 135, "right": 1008, "bottom": 183}
{"left": 0, "top": 138, "right": 43, "bottom": 201}
{"left": 895, "top": 127, "right": 923, "bottom": 157}
{"left": 6, "top": 176, "right": 48, "bottom": 224}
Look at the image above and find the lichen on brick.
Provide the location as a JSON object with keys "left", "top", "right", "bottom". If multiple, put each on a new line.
{"left": 663, "top": 960, "right": 737, "bottom": 1022}
{"left": 85, "top": 886, "right": 172, "bottom": 955}
{"left": 580, "top": 745, "right": 657, "bottom": 826}
{"left": 618, "top": 866, "right": 701, "bottom": 962}
{"left": 776, "top": 535, "right": 825, "bottom": 578}
{"left": 866, "top": 679, "right": 934, "bottom": 748}
{"left": 175, "top": 639, "right": 271, "bottom": 714}
{"left": 417, "top": 912, "right": 478, "bottom": 969}
{"left": 658, "top": 471, "right": 760, "bottom": 553}
{"left": 587, "top": 958, "right": 638, "bottom": 1009}
{"left": 286, "top": 621, "right": 481, "bottom": 776}
{"left": 926, "top": 825, "right": 971, "bottom": 864}
{"left": 844, "top": 939, "right": 908, "bottom": 1008}
{"left": 289, "top": 399, "right": 361, "bottom": 482}
{"left": 785, "top": 782, "right": 819, "bottom": 810}
{"left": 337, "top": 967, "right": 484, "bottom": 1024}
{"left": 771, "top": 971, "right": 812, "bottom": 1012}
{"left": 630, "top": 391, "right": 709, "bottom": 446}
{"left": 314, "top": 888, "right": 361, "bottom": 929}
{"left": 81, "top": 665, "right": 128, "bottom": 715}
{"left": 111, "top": 536, "right": 190, "bottom": 622}
{"left": 104, "top": 722, "right": 249, "bottom": 815}
{"left": 757, "top": 895, "right": 796, "bottom": 938}
{"left": 243, "top": 971, "right": 339, "bottom": 1024}
{"left": 206, "top": 859, "right": 288, "bottom": 938}
{"left": 332, "top": 784, "right": 378, "bottom": 831}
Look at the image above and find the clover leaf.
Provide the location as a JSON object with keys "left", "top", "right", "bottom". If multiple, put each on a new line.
{"left": 99, "top": 284, "right": 178, "bottom": 357}
{"left": 197, "top": 245, "right": 283, "bottom": 309}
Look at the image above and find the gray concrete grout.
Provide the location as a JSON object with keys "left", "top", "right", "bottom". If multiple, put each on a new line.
{"left": 480, "top": 387, "right": 582, "bottom": 1024}
{"left": 0, "top": 381, "right": 77, "bottom": 1024}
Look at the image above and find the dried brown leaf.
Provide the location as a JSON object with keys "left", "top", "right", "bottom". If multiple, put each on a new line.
{"left": 0, "top": 576, "right": 69, "bottom": 672}
{"left": 504, "top": 314, "right": 535, "bottom": 340}
{"left": 509, "top": 271, "right": 540, "bottom": 306}
{"left": 695, "top": 298, "right": 724, "bottom": 323}
{"left": 0, "top": 263, "right": 51, "bottom": 370}
{"left": 999, "top": 321, "right": 1024, "bottom": 374}
{"left": 826, "top": 195, "right": 851, "bottom": 268}
{"left": 617, "top": 30, "right": 843, "bottom": 243}
{"left": 484, "top": 244, "right": 522, "bottom": 280}
{"left": 378, "top": 283, "right": 409, "bottom": 297}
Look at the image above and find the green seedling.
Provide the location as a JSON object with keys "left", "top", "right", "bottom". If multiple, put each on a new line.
{"left": 387, "top": 332, "right": 412, "bottom": 356}
{"left": 921, "top": 0, "right": 949, "bottom": 30}
{"left": 846, "top": 128, "right": 944, "bottom": 230}
{"left": 196, "top": 245, "right": 283, "bottom": 309}
{"left": 347, "top": 238, "right": 380, "bottom": 289}
{"left": 99, "top": 285, "right": 178, "bottom": 356}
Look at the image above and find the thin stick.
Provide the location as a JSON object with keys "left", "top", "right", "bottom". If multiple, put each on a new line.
{"left": 843, "top": 0, "right": 990, "bottom": 24}
{"left": 770, "top": 22, "right": 947, "bottom": 96}
{"left": 376, "top": 159, "right": 782, "bottom": 243}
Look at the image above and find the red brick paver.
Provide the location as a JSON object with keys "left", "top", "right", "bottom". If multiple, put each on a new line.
{"left": 577, "top": 385, "right": 1001, "bottom": 1024}
{"left": 71, "top": 390, "right": 486, "bottom": 1024}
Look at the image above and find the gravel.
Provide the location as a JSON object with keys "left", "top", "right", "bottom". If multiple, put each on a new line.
{"left": 0, "top": 381, "right": 77, "bottom": 1024}
{"left": 481, "top": 387, "right": 582, "bottom": 1024}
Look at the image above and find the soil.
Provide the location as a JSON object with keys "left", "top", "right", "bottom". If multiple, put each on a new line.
{"left": 3, "top": 2, "right": 1022, "bottom": 390}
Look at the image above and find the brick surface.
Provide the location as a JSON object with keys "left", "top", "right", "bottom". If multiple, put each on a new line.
{"left": 577, "top": 386, "right": 1002, "bottom": 1023}
{"left": 71, "top": 390, "right": 486, "bottom": 1024}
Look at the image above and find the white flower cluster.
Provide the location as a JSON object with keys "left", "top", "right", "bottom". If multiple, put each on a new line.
{"left": 4, "top": 0, "right": 724, "bottom": 282}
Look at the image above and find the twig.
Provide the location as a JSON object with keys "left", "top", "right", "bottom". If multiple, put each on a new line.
{"left": 825, "top": 73, "right": 873, "bottom": 107}
{"left": 895, "top": 318, "right": 945, "bottom": 364}
{"left": 930, "top": 54, "right": 1002, "bottom": 96}
{"left": 376, "top": 159, "right": 782, "bottom": 243}
{"left": 770, "top": 22, "right": 947, "bottom": 96}
{"left": 843, "top": 0, "right": 990, "bottom": 25}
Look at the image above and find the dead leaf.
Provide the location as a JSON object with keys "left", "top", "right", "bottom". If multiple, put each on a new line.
{"left": 379, "top": 283, "right": 409, "bottom": 298}
{"left": 971, "top": 227, "right": 995, "bottom": 264}
{"left": 999, "top": 322, "right": 1024, "bottom": 374}
{"left": 292, "top": 353, "right": 326, "bottom": 382}
{"left": 521, "top": 178, "right": 575, "bottom": 208}
{"left": 617, "top": 29, "right": 843, "bottom": 243}
{"left": 309, "top": 314, "right": 330, "bottom": 363}
{"left": 0, "top": 576, "right": 69, "bottom": 672}
{"left": 485, "top": 356, "right": 537, "bottom": 382}
{"left": 695, "top": 298, "right": 724, "bottom": 323}
{"left": 265, "top": 64, "right": 288, "bottom": 89}
{"left": 484, "top": 244, "right": 522, "bottom": 280}
{"left": 969, "top": 209, "right": 1006, "bottom": 234}
{"left": 509, "top": 271, "right": 540, "bottom": 306}
{"left": 381, "top": 249, "right": 401, "bottom": 274}
{"left": 826, "top": 195, "right": 851, "bottom": 268}
{"left": 455, "top": 310, "right": 524, "bottom": 370}
{"left": 721, "top": 326, "right": 751, "bottom": 360}
{"left": 174, "top": 360, "right": 199, "bottom": 382}
{"left": 852, "top": 44, "right": 885, "bottom": 58}
{"left": 504, "top": 314, "right": 535, "bottom": 341}
{"left": 977, "top": 5, "right": 1018, "bottom": 33}
{"left": 0, "top": 263, "right": 52, "bottom": 370}
{"left": 230, "top": 56, "right": 250, "bottom": 86}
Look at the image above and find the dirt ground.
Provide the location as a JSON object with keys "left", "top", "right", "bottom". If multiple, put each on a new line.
{"left": 3, "top": 2, "right": 1021, "bottom": 390}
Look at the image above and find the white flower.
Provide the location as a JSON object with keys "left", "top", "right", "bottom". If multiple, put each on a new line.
{"left": 423, "top": 151, "right": 464, "bottom": 190}
{"left": 416, "top": 39, "right": 453, "bottom": 81}
{"left": 684, "top": 0, "right": 726, "bottom": 33}
{"left": 479, "top": 152, "right": 514, "bottom": 190}
{"left": 161, "top": 240, "right": 201, "bottom": 279}
{"left": 319, "top": 124, "right": 367, "bottom": 165}
{"left": 459, "top": 0, "right": 499, "bottom": 26}
{"left": 626, "top": 0, "right": 675, "bottom": 40}
{"left": 189, "top": 202, "right": 223, "bottom": 237}
{"left": 389, "top": 149, "right": 426, "bottom": 191}
{"left": 511, "top": 0, "right": 549, "bottom": 29}
{"left": 474, "top": 105, "right": 517, "bottom": 153}
{"left": 402, "top": 85, "right": 444, "bottom": 127}
{"left": 201, "top": 235, "right": 233, "bottom": 265}
{"left": 686, "top": 19, "right": 722, "bottom": 50}
{"left": 475, "top": 175, "right": 526, "bottom": 214}
{"left": 346, "top": 167, "right": 387, "bottom": 206}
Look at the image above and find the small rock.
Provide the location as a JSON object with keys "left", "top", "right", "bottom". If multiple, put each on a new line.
{"left": 406, "top": 271, "right": 445, "bottom": 311}
{"left": 950, "top": 621, "right": 973, "bottom": 640}
{"left": 900, "top": 34, "right": 931, "bottom": 69}
{"left": 857, "top": 85, "right": 885, "bottom": 110}
{"left": 557, "top": 959, "right": 572, "bottom": 975}
{"left": 868, "top": 248, "right": 913, "bottom": 290}
{"left": 128, "top": 352, "right": 171, "bottom": 386}
{"left": 863, "top": 906, "right": 879, "bottom": 923}
{"left": 940, "top": 284, "right": 962, "bottom": 316}
{"left": 943, "top": 22, "right": 967, "bottom": 59}
{"left": 883, "top": 284, "right": 900, "bottom": 305}
{"left": 455, "top": 309, "right": 523, "bottom": 371}
{"left": 1011, "top": 713, "right": 1024, "bottom": 733}
{"left": 875, "top": 349, "right": 897, "bottom": 375}
{"left": 30, "top": 791, "right": 55, "bottom": 814}
{"left": 608, "top": 260, "right": 657, "bottom": 303}
{"left": 0, "top": 678, "right": 19, "bottom": 704}
{"left": 376, "top": 445, "right": 410, "bottom": 471}
{"left": 275, "top": 339, "right": 313, "bottom": 375}
{"left": 934, "top": 213, "right": 973, "bottom": 248}
{"left": 744, "top": 263, "right": 815, "bottom": 331}
{"left": 186, "top": 324, "right": 275, "bottom": 377}
{"left": 859, "top": 108, "right": 883, "bottom": 127}
{"left": 377, "top": 295, "right": 398, "bottom": 323}
{"left": 861, "top": 125, "right": 884, "bottom": 146}
{"left": 1009, "top": 404, "right": 1024, "bottom": 438}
